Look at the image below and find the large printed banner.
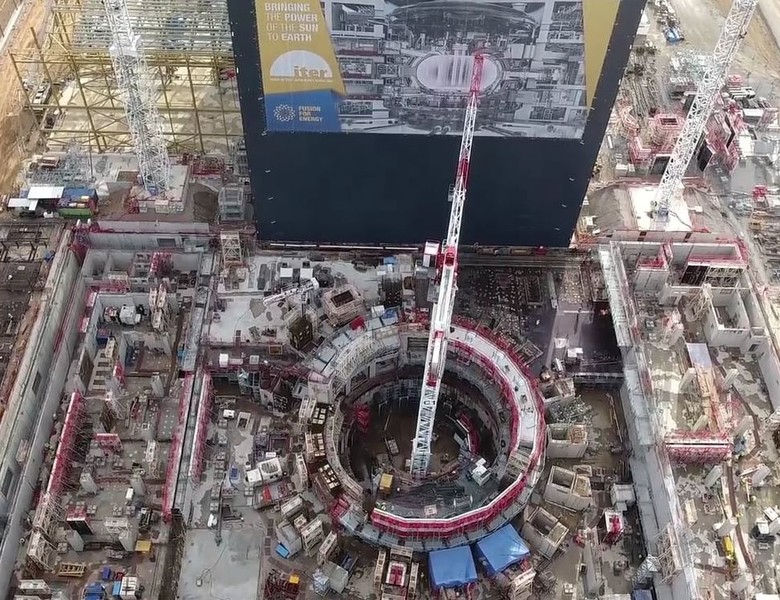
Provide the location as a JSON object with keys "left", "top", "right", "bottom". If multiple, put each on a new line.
{"left": 257, "top": 1, "right": 346, "bottom": 132}
{"left": 256, "top": 0, "right": 619, "bottom": 137}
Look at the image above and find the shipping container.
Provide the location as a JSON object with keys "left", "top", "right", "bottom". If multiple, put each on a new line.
{"left": 58, "top": 207, "right": 94, "bottom": 219}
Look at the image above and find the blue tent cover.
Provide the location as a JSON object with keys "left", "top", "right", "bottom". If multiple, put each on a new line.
{"left": 474, "top": 524, "right": 530, "bottom": 575}
{"left": 428, "top": 546, "right": 478, "bottom": 589}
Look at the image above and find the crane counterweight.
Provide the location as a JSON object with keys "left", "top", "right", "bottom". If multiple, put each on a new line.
{"left": 410, "top": 53, "right": 484, "bottom": 478}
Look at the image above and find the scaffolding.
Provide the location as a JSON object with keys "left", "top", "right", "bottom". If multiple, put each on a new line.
{"left": 655, "top": 524, "right": 683, "bottom": 583}
{"left": 162, "top": 373, "right": 194, "bottom": 521}
{"left": 219, "top": 231, "right": 242, "bottom": 266}
{"left": 48, "top": 391, "right": 85, "bottom": 498}
{"left": 188, "top": 373, "right": 212, "bottom": 482}
{"left": 105, "top": 0, "right": 170, "bottom": 194}
{"left": 665, "top": 430, "right": 732, "bottom": 464}
{"left": 149, "top": 251, "right": 173, "bottom": 279}
{"left": 10, "top": 0, "right": 242, "bottom": 154}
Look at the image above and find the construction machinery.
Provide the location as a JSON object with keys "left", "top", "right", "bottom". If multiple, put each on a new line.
{"left": 409, "top": 53, "right": 484, "bottom": 478}
{"left": 263, "top": 278, "right": 320, "bottom": 308}
{"left": 654, "top": 0, "right": 757, "bottom": 221}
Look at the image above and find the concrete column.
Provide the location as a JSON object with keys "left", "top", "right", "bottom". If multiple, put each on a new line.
{"left": 751, "top": 464, "right": 771, "bottom": 486}
{"left": 723, "top": 368, "right": 739, "bottom": 389}
{"left": 692, "top": 414, "right": 708, "bottom": 432}
{"left": 151, "top": 374, "right": 164, "bottom": 398}
{"left": 731, "top": 575, "right": 749, "bottom": 595}
{"left": 715, "top": 519, "right": 735, "bottom": 536}
{"left": 733, "top": 416, "right": 752, "bottom": 439}
{"left": 704, "top": 465, "right": 723, "bottom": 488}
{"left": 680, "top": 367, "right": 696, "bottom": 390}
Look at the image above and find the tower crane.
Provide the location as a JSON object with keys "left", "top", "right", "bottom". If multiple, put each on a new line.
{"left": 654, "top": 0, "right": 757, "bottom": 221}
{"left": 410, "top": 54, "right": 484, "bottom": 478}
{"left": 105, "top": 0, "right": 171, "bottom": 196}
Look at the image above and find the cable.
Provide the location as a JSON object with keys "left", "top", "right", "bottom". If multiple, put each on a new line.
{"left": 196, "top": 542, "right": 230, "bottom": 600}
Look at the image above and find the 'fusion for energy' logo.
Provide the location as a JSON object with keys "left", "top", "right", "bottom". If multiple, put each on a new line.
{"left": 269, "top": 50, "right": 333, "bottom": 82}
{"left": 273, "top": 104, "right": 296, "bottom": 123}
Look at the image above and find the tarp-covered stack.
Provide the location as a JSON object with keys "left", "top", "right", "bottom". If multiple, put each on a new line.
{"left": 474, "top": 524, "right": 531, "bottom": 576}
{"left": 428, "top": 546, "right": 477, "bottom": 591}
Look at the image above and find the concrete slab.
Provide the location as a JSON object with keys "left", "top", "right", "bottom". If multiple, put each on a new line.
{"left": 629, "top": 186, "right": 693, "bottom": 232}
{"left": 178, "top": 528, "right": 262, "bottom": 600}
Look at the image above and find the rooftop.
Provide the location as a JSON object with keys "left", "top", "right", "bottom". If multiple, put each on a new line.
{"left": 601, "top": 238, "right": 780, "bottom": 600}
{"left": 14, "top": 243, "right": 213, "bottom": 599}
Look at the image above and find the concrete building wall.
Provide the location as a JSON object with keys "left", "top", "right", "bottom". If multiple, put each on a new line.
{"left": 546, "top": 425, "right": 588, "bottom": 459}
{"left": 0, "top": 234, "right": 84, "bottom": 593}
{"left": 759, "top": 348, "right": 780, "bottom": 414}
{"left": 87, "top": 231, "right": 213, "bottom": 250}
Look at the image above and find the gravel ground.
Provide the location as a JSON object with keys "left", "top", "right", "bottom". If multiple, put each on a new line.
{"left": 668, "top": 0, "right": 780, "bottom": 98}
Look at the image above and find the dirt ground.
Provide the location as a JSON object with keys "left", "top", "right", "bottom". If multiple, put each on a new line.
{"left": 0, "top": 0, "right": 51, "bottom": 193}
{"left": 669, "top": 0, "right": 780, "bottom": 94}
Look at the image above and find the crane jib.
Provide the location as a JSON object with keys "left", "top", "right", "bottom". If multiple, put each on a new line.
{"left": 410, "top": 53, "right": 485, "bottom": 478}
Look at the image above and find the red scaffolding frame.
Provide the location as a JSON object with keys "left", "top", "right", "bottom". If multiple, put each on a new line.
{"left": 149, "top": 252, "right": 173, "bottom": 279}
{"left": 112, "top": 361, "right": 126, "bottom": 389}
{"left": 47, "top": 391, "right": 85, "bottom": 497}
{"left": 368, "top": 317, "right": 546, "bottom": 538}
{"left": 94, "top": 432, "right": 123, "bottom": 454}
{"left": 664, "top": 431, "right": 732, "bottom": 464}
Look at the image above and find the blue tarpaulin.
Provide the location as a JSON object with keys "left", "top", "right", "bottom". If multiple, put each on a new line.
{"left": 428, "top": 546, "right": 478, "bottom": 589}
{"left": 474, "top": 524, "right": 530, "bottom": 575}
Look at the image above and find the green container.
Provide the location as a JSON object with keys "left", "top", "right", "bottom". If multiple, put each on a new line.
{"left": 58, "top": 207, "right": 93, "bottom": 219}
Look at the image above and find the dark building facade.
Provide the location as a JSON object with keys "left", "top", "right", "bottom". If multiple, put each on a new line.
{"left": 228, "top": 0, "right": 646, "bottom": 246}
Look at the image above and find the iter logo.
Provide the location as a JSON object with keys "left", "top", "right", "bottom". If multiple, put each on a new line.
{"left": 269, "top": 50, "right": 333, "bottom": 82}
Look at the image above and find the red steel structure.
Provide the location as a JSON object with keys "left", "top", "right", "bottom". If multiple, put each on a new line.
{"left": 370, "top": 316, "right": 546, "bottom": 538}
{"left": 48, "top": 391, "right": 85, "bottom": 497}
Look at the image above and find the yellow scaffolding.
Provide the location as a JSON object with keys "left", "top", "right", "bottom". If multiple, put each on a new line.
{"left": 9, "top": 0, "right": 243, "bottom": 155}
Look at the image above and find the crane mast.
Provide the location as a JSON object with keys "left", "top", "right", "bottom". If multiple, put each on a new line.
{"left": 410, "top": 54, "right": 484, "bottom": 478}
{"left": 105, "top": 0, "right": 171, "bottom": 196}
{"left": 654, "top": 0, "right": 757, "bottom": 220}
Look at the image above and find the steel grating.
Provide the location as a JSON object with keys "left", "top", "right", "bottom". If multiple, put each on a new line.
{"left": 60, "top": 0, "right": 233, "bottom": 55}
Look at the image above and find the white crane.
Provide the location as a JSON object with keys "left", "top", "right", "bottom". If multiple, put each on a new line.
{"left": 410, "top": 54, "right": 484, "bottom": 478}
{"left": 105, "top": 0, "right": 170, "bottom": 195}
{"left": 263, "top": 278, "right": 319, "bottom": 307}
{"left": 654, "top": 0, "right": 757, "bottom": 221}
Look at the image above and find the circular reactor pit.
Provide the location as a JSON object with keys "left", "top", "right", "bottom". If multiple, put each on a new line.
{"left": 302, "top": 315, "right": 545, "bottom": 550}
